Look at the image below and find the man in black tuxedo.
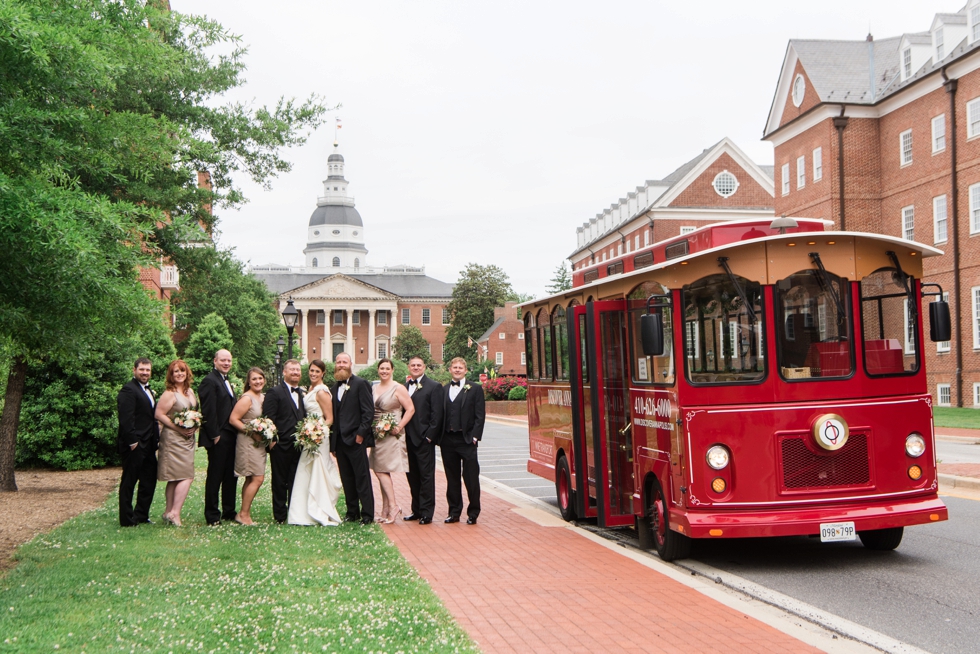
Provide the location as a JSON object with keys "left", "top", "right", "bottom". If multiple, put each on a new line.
{"left": 403, "top": 356, "right": 443, "bottom": 525}
{"left": 441, "top": 357, "right": 486, "bottom": 525}
{"left": 263, "top": 359, "right": 306, "bottom": 523}
{"left": 198, "top": 349, "right": 238, "bottom": 525}
{"left": 330, "top": 352, "right": 375, "bottom": 524}
{"left": 116, "top": 358, "right": 160, "bottom": 527}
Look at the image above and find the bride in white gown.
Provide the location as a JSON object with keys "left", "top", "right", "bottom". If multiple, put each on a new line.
{"left": 288, "top": 360, "right": 343, "bottom": 526}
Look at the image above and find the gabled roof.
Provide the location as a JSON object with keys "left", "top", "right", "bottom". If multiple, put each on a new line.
{"left": 477, "top": 317, "right": 506, "bottom": 342}
{"left": 252, "top": 271, "right": 453, "bottom": 298}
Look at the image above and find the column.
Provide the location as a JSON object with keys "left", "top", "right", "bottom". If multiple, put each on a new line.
{"left": 346, "top": 309, "right": 354, "bottom": 361}
{"left": 299, "top": 309, "right": 308, "bottom": 363}
{"left": 367, "top": 308, "right": 376, "bottom": 362}
{"left": 389, "top": 307, "right": 398, "bottom": 346}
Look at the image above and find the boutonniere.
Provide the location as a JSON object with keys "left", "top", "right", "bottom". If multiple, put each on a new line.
{"left": 299, "top": 386, "right": 307, "bottom": 394}
{"left": 150, "top": 388, "right": 157, "bottom": 398}
{"left": 463, "top": 384, "right": 472, "bottom": 392}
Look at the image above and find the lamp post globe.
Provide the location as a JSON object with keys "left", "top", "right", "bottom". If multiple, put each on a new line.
{"left": 281, "top": 299, "right": 299, "bottom": 361}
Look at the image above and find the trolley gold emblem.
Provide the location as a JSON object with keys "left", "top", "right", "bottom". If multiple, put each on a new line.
{"left": 812, "top": 413, "right": 849, "bottom": 451}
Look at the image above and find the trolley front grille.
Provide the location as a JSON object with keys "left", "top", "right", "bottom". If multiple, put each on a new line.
{"left": 780, "top": 433, "right": 870, "bottom": 491}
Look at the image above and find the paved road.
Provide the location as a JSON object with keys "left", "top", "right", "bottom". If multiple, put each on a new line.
{"left": 481, "top": 419, "right": 980, "bottom": 653}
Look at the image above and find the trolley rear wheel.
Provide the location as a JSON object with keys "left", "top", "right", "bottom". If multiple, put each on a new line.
{"left": 643, "top": 479, "right": 690, "bottom": 562}
{"left": 556, "top": 455, "right": 576, "bottom": 522}
{"left": 858, "top": 527, "right": 903, "bottom": 551}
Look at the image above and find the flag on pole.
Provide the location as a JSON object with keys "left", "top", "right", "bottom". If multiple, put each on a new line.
{"left": 467, "top": 337, "right": 473, "bottom": 347}
{"left": 336, "top": 118, "right": 342, "bottom": 129}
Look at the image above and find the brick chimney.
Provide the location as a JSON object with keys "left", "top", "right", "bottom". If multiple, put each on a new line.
{"left": 494, "top": 301, "right": 518, "bottom": 321}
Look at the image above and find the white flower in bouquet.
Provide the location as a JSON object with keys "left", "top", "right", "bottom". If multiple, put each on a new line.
{"left": 172, "top": 409, "right": 203, "bottom": 437}
{"left": 372, "top": 412, "right": 398, "bottom": 440}
{"left": 296, "top": 415, "right": 326, "bottom": 454}
{"left": 245, "top": 417, "right": 278, "bottom": 448}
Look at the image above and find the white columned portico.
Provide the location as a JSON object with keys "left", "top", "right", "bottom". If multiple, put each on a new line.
{"left": 299, "top": 309, "right": 308, "bottom": 362}
{"left": 346, "top": 310, "right": 354, "bottom": 358}
{"left": 389, "top": 309, "right": 397, "bottom": 345}
{"left": 368, "top": 309, "right": 376, "bottom": 361}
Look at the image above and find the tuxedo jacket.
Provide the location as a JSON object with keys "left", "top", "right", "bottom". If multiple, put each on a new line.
{"left": 116, "top": 378, "right": 160, "bottom": 454}
{"left": 198, "top": 369, "right": 237, "bottom": 448}
{"left": 331, "top": 375, "right": 375, "bottom": 450}
{"left": 262, "top": 382, "right": 306, "bottom": 450}
{"left": 404, "top": 375, "right": 443, "bottom": 446}
{"left": 442, "top": 381, "right": 485, "bottom": 443}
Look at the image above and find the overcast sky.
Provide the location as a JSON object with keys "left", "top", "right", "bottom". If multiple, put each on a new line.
{"left": 170, "top": 0, "right": 942, "bottom": 297}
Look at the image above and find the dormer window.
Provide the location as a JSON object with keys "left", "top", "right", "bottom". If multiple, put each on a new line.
{"left": 903, "top": 48, "right": 912, "bottom": 79}
{"left": 936, "top": 27, "right": 945, "bottom": 61}
{"left": 973, "top": 4, "right": 980, "bottom": 42}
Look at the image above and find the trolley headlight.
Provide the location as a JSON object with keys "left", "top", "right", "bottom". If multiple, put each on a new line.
{"left": 905, "top": 433, "right": 926, "bottom": 458}
{"left": 706, "top": 445, "right": 730, "bottom": 470}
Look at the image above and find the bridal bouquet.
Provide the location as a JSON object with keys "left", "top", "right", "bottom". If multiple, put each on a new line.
{"left": 296, "top": 415, "right": 327, "bottom": 454}
{"left": 172, "top": 409, "right": 203, "bottom": 438}
{"left": 372, "top": 412, "right": 399, "bottom": 440}
{"left": 245, "top": 417, "right": 278, "bottom": 448}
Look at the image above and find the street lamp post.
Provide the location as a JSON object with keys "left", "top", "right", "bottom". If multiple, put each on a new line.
{"left": 275, "top": 336, "right": 285, "bottom": 384}
{"left": 281, "top": 299, "right": 299, "bottom": 362}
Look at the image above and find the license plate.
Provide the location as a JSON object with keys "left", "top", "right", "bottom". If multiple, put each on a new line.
{"left": 820, "top": 521, "right": 856, "bottom": 542}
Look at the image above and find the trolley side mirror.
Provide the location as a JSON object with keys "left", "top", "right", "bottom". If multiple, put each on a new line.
{"left": 640, "top": 313, "right": 665, "bottom": 356}
{"left": 929, "top": 300, "right": 951, "bottom": 343}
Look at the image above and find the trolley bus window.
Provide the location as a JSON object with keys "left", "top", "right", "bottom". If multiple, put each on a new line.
{"left": 524, "top": 312, "right": 536, "bottom": 380}
{"left": 775, "top": 270, "right": 853, "bottom": 380}
{"left": 683, "top": 274, "right": 764, "bottom": 384}
{"left": 628, "top": 282, "right": 675, "bottom": 385}
{"left": 537, "top": 308, "right": 553, "bottom": 380}
{"left": 553, "top": 305, "right": 570, "bottom": 381}
{"left": 578, "top": 313, "right": 589, "bottom": 383}
{"left": 860, "top": 269, "right": 920, "bottom": 376}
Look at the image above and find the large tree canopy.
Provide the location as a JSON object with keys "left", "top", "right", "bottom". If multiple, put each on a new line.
{"left": 443, "top": 264, "right": 513, "bottom": 368}
{"left": 0, "top": 0, "right": 327, "bottom": 490}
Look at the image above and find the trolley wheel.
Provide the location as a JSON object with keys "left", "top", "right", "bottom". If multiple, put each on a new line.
{"left": 644, "top": 479, "right": 691, "bottom": 562}
{"left": 556, "top": 455, "right": 576, "bottom": 522}
{"left": 858, "top": 527, "right": 904, "bottom": 551}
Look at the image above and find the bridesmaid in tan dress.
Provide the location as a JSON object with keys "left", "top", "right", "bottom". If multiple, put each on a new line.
{"left": 229, "top": 367, "right": 268, "bottom": 525}
{"left": 155, "top": 359, "right": 198, "bottom": 526}
{"left": 369, "top": 358, "right": 414, "bottom": 523}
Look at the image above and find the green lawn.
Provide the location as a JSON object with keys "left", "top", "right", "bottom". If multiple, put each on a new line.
{"left": 0, "top": 453, "right": 476, "bottom": 653}
{"left": 933, "top": 406, "right": 980, "bottom": 430}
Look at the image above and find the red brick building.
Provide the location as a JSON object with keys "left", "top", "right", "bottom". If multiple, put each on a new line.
{"left": 569, "top": 138, "right": 775, "bottom": 274}
{"left": 764, "top": 11, "right": 980, "bottom": 407}
{"left": 476, "top": 302, "right": 527, "bottom": 376}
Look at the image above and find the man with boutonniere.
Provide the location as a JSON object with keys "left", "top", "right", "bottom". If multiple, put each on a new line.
{"left": 198, "top": 349, "right": 239, "bottom": 526}
{"left": 263, "top": 359, "right": 306, "bottom": 524}
{"left": 403, "top": 356, "right": 443, "bottom": 525}
{"left": 116, "top": 357, "right": 159, "bottom": 527}
{"left": 330, "top": 352, "right": 376, "bottom": 524}
{"left": 441, "top": 357, "right": 485, "bottom": 525}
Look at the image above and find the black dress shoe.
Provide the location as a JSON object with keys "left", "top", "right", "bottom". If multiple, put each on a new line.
{"left": 343, "top": 515, "right": 359, "bottom": 523}
{"left": 208, "top": 521, "right": 221, "bottom": 527}
{"left": 359, "top": 517, "right": 374, "bottom": 525}
{"left": 444, "top": 516, "right": 460, "bottom": 524}
{"left": 466, "top": 517, "right": 478, "bottom": 525}
{"left": 403, "top": 513, "right": 420, "bottom": 521}
{"left": 418, "top": 517, "right": 432, "bottom": 525}
{"left": 142, "top": 519, "right": 154, "bottom": 525}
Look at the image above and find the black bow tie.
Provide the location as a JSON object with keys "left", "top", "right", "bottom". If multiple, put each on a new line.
{"left": 451, "top": 381, "right": 461, "bottom": 387}
{"left": 338, "top": 380, "right": 349, "bottom": 387}
{"left": 290, "top": 386, "right": 302, "bottom": 394}
{"left": 408, "top": 379, "right": 417, "bottom": 386}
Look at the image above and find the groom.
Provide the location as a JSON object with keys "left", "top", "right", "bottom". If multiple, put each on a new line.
{"left": 331, "top": 352, "right": 375, "bottom": 524}
{"left": 263, "top": 359, "right": 306, "bottom": 524}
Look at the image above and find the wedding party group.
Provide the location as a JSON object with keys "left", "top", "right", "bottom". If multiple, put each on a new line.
{"left": 116, "top": 350, "right": 486, "bottom": 529}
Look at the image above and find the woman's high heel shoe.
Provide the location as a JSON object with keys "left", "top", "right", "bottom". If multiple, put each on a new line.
{"left": 384, "top": 508, "right": 402, "bottom": 525}
{"left": 162, "top": 514, "right": 175, "bottom": 526}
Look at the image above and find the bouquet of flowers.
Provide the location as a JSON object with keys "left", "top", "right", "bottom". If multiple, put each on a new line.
{"left": 373, "top": 412, "right": 399, "bottom": 440}
{"left": 296, "top": 415, "right": 327, "bottom": 454}
{"left": 245, "top": 417, "right": 278, "bottom": 449}
{"left": 172, "top": 409, "right": 203, "bottom": 438}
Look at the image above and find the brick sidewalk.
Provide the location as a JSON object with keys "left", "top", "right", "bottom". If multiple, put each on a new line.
{"left": 939, "top": 463, "right": 980, "bottom": 479}
{"left": 375, "top": 472, "right": 817, "bottom": 653}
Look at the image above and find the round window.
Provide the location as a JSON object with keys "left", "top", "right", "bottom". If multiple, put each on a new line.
{"left": 313, "top": 230, "right": 320, "bottom": 236}
{"left": 712, "top": 170, "right": 739, "bottom": 198}
{"left": 332, "top": 229, "right": 340, "bottom": 235}
{"left": 352, "top": 231, "right": 358, "bottom": 236}
{"left": 792, "top": 74, "right": 805, "bottom": 107}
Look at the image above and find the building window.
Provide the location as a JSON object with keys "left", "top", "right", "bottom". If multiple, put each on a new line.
{"left": 352, "top": 310, "right": 360, "bottom": 325}
{"left": 378, "top": 342, "right": 387, "bottom": 359}
{"left": 902, "top": 47, "right": 912, "bottom": 78}
{"left": 932, "top": 115, "right": 946, "bottom": 153}
{"left": 518, "top": 332, "right": 524, "bottom": 340}
{"left": 422, "top": 308, "right": 431, "bottom": 325}
{"left": 937, "top": 383, "right": 951, "bottom": 407}
{"left": 936, "top": 27, "right": 945, "bottom": 61}
{"left": 974, "top": 5, "right": 980, "bottom": 42}
{"left": 635, "top": 235, "right": 640, "bottom": 250}
{"left": 968, "top": 98, "right": 980, "bottom": 138}
{"left": 902, "top": 205, "right": 914, "bottom": 241}
{"left": 332, "top": 257, "right": 341, "bottom": 267}
{"left": 498, "top": 332, "right": 506, "bottom": 340}
{"left": 495, "top": 351, "right": 503, "bottom": 365}
{"left": 426, "top": 343, "right": 431, "bottom": 354}
{"left": 680, "top": 226, "right": 696, "bottom": 235}
{"left": 354, "top": 258, "right": 360, "bottom": 269}
{"left": 521, "top": 352, "right": 526, "bottom": 366}
{"left": 796, "top": 155, "right": 805, "bottom": 189}
{"left": 934, "top": 195, "right": 948, "bottom": 243}
{"left": 312, "top": 258, "right": 318, "bottom": 268}
{"left": 971, "top": 183, "right": 980, "bottom": 234}
{"left": 781, "top": 163, "right": 790, "bottom": 195}
{"left": 712, "top": 170, "right": 739, "bottom": 198}
{"left": 644, "top": 231, "right": 650, "bottom": 246}
{"left": 333, "top": 310, "right": 343, "bottom": 326}
{"left": 441, "top": 343, "right": 446, "bottom": 360}
{"left": 791, "top": 74, "right": 805, "bottom": 107}
{"left": 377, "top": 311, "right": 387, "bottom": 326}
{"left": 974, "top": 286, "right": 980, "bottom": 349}
{"left": 316, "top": 310, "right": 325, "bottom": 325}
{"left": 938, "top": 292, "right": 951, "bottom": 353}
{"left": 442, "top": 308, "right": 450, "bottom": 325}
{"left": 813, "top": 147, "right": 822, "bottom": 181}
{"left": 401, "top": 308, "right": 410, "bottom": 324}
{"left": 900, "top": 129, "right": 913, "bottom": 166}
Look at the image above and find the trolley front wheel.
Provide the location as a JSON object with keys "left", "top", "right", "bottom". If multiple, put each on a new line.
{"left": 556, "top": 455, "right": 576, "bottom": 522}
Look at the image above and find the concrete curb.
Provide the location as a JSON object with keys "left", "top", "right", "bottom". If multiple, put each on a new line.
{"left": 938, "top": 473, "right": 980, "bottom": 492}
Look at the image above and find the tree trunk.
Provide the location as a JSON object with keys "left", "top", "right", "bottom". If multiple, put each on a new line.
{"left": 0, "top": 356, "right": 27, "bottom": 492}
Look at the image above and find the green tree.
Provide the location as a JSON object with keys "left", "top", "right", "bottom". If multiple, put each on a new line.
{"left": 183, "top": 313, "right": 235, "bottom": 381}
{"left": 545, "top": 262, "right": 572, "bottom": 295}
{"left": 391, "top": 325, "right": 432, "bottom": 365}
{"left": 0, "top": 0, "right": 325, "bottom": 489}
{"left": 443, "top": 264, "right": 513, "bottom": 368}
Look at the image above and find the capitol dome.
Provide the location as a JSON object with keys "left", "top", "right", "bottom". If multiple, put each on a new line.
{"left": 303, "top": 141, "right": 368, "bottom": 270}
{"left": 309, "top": 204, "right": 363, "bottom": 227}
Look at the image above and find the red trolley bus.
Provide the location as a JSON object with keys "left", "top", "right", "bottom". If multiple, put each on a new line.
{"left": 523, "top": 219, "right": 951, "bottom": 560}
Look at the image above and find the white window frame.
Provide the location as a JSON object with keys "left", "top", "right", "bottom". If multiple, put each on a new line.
{"left": 377, "top": 311, "right": 387, "bottom": 326}
{"left": 932, "top": 115, "right": 946, "bottom": 153}
{"left": 351, "top": 310, "right": 360, "bottom": 326}
{"left": 937, "top": 383, "right": 951, "bottom": 407}
{"left": 498, "top": 332, "right": 506, "bottom": 340}
{"left": 974, "top": 382, "right": 980, "bottom": 407}
{"left": 974, "top": 5, "right": 980, "bottom": 43}
{"left": 971, "top": 183, "right": 980, "bottom": 234}
{"left": 813, "top": 147, "right": 822, "bottom": 181}
{"left": 333, "top": 310, "right": 343, "bottom": 326}
{"left": 401, "top": 308, "right": 410, "bottom": 325}
{"left": 973, "top": 286, "right": 980, "bottom": 349}
{"left": 421, "top": 308, "right": 431, "bottom": 325}
{"left": 442, "top": 308, "right": 450, "bottom": 325}
{"left": 680, "top": 226, "right": 696, "bottom": 235}
{"left": 796, "top": 155, "right": 806, "bottom": 189}
{"left": 518, "top": 332, "right": 524, "bottom": 340}
{"left": 936, "top": 27, "right": 945, "bottom": 61}
{"left": 644, "top": 231, "right": 650, "bottom": 246}
{"left": 495, "top": 351, "right": 503, "bottom": 366}
{"left": 316, "top": 310, "right": 325, "bottom": 325}
{"left": 377, "top": 342, "right": 387, "bottom": 359}
{"left": 426, "top": 343, "right": 431, "bottom": 354}
{"left": 938, "top": 292, "right": 951, "bottom": 353}
{"left": 968, "top": 98, "right": 980, "bottom": 138}
{"left": 934, "top": 195, "right": 948, "bottom": 243}
{"left": 441, "top": 343, "right": 446, "bottom": 360}
{"left": 521, "top": 352, "right": 526, "bottom": 366}
{"left": 902, "top": 205, "right": 914, "bottom": 241}
{"left": 900, "top": 129, "right": 913, "bottom": 166}
{"left": 781, "top": 163, "right": 790, "bottom": 195}
{"left": 903, "top": 47, "right": 912, "bottom": 79}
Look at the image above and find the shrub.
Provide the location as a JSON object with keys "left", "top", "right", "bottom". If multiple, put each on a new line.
{"left": 507, "top": 385, "right": 527, "bottom": 401}
{"left": 357, "top": 359, "right": 410, "bottom": 383}
{"left": 482, "top": 376, "right": 527, "bottom": 401}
